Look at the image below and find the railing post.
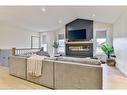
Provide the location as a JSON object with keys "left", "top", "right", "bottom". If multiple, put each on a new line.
{"left": 12, "top": 47, "right": 16, "bottom": 56}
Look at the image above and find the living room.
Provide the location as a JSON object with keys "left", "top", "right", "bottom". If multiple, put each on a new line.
{"left": 0, "top": 5, "right": 127, "bottom": 92}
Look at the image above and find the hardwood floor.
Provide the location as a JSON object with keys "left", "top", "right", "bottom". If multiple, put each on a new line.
{"left": 0, "top": 64, "right": 127, "bottom": 89}
{"left": 0, "top": 66, "right": 48, "bottom": 89}
{"left": 102, "top": 64, "right": 127, "bottom": 89}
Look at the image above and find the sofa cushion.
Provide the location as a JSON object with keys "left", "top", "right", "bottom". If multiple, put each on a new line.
{"left": 56, "top": 57, "right": 101, "bottom": 65}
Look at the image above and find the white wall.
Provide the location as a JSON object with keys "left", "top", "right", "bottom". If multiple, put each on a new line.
{"left": 47, "top": 31, "right": 56, "bottom": 56}
{"left": 0, "top": 23, "right": 39, "bottom": 49}
{"left": 40, "top": 31, "right": 56, "bottom": 56}
{"left": 113, "top": 10, "right": 127, "bottom": 76}
{"left": 55, "top": 26, "right": 65, "bottom": 40}
{"left": 113, "top": 38, "right": 127, "bottom": 76}
{"left": 39, "top": 27, "right": 65, "bottom": 56}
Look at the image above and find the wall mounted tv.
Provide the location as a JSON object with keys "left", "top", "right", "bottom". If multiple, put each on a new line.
{"left": 68, "top": 29, "right": 86, "bottom": 41}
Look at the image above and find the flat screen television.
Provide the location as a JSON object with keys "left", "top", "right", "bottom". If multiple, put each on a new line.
{"left": 68, "top": 29, "right": 86, "bottom": 41}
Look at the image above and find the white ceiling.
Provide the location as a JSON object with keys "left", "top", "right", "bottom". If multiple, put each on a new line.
{"left": 0, "top": 6, "right": 126, "bottom": 32}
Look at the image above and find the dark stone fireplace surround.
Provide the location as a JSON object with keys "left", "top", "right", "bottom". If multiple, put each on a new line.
{"left": 65, "top": 18, "right": 93, "bottom": 57}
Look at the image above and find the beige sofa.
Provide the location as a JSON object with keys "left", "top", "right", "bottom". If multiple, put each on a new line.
{"left": 9, "top": 56, "right": 103, "bottom": 89}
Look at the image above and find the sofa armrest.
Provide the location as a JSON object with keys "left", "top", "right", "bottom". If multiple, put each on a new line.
{"left": 9, "top": 56, "right": 28, "bottom": 79}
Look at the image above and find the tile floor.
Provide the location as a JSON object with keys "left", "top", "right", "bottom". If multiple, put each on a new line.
{"left": 0, "top": 64, "right": 127, "bottom": 89}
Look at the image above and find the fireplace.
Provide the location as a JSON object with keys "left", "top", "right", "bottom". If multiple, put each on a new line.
{"left": 65, "top": 19, "right": 93, "bottom": 57}
{"left": 65, "top": 41, "right": 93, "bottom": 57}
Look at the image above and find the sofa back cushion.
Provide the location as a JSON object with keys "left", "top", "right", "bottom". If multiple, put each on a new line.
{"left": 56, "top": 57, "right": 101, "bottom": 65}
{"left": 36, "top": 51, "right": 50, "bottom": 57}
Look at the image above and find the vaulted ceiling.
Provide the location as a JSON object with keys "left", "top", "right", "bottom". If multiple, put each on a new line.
{"left": 0, "top": 6, "right": 126, "bottom": 32}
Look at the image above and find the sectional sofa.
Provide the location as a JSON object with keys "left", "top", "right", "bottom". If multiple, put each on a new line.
{"left": 9, "top": 56, "right": 103, "bottom": 89}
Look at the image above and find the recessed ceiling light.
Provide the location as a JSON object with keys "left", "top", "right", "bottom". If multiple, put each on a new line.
{"left": 58, "top": 20, "right": 62, "bottom": 23}
{"left": 41, "top": 8, "right": 46, "bottom": 12}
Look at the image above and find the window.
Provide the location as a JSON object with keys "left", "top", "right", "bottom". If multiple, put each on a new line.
{"left": 57, "top": 34, "right": 65, "bottom": 54}
{"left": 96, "top": 30, "right": 107, "bottom": 54}
{"left": 41, "top": 35, "right": 47, "bottom": 51}
{"left": 31, "top": 36, "right": 40, "bottom": 48}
